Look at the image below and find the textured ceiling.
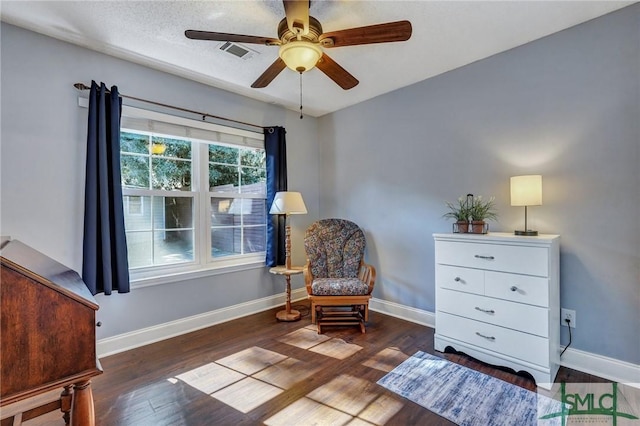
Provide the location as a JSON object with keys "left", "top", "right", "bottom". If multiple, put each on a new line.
{"left": 1, "top": 1, "right": 634, "bottom": 116}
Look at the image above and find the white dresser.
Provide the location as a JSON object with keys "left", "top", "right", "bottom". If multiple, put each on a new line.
{"left": 433, "top": 232, "right": 560, "bottom": 389}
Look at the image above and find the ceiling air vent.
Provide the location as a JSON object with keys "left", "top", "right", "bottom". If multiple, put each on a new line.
{"left": 219, "top": 42, "right": 257, "bottom": 60}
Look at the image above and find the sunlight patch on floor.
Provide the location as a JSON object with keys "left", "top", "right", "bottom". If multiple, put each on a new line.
{"left": 169, "top": 326, "right": 403, "bottom": 423}
{"left": 175, "top": 362, "right": 245, "bottom": 394}
{"left": 264, "top": 374, "right": 404, "bottom": 426}
{"left": 362, "top": 347, "right": 410, "bottom": 373}
{"left": 212, "top": 377, "right": 283, "bottom": 413}
{"left": 278, "top": 326, "right": 331, "bottom": 349}
{"left": 309, "top": 338, "right": 363, "bottom": 360}
{"left": 254, "top": 357, "right": 322, "bottom": 389}
{"left": 264, "top": 397, "right": 354, "bottom": 426}
{"left": 216, "top": 346, "right": 288, "bottom": 375}
{"left": 307, "top": 375, "right": 380, "bottom": 415}
{"left": 279, "top": 325, "right": 363, "bottom": 359}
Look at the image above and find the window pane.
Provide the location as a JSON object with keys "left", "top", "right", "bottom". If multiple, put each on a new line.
{"left": 126, "top": 231, "right": 152, "bottom": 268}
{"left": 244, "top": 199, "right": 266, "bottom": 225}
{"left": 121, "top": 154, "right": 149, "bottom": 189}
{"left": 152, "top": 197, "right": 193, "bottom": 229}
{"left": 154, "top": 230, "right": 194, "bottom": 264}
{"left": 124, "top": 196, "right": 151, "bottom": 230}
{"left": 209, "top": 145, "right": 238, "bottom": 164}
{"left": 241, "top": 168, "right": 266, "bottom": 194}
{"left": 210, "top": 198, "right": 234, "bottom": 226}
{"left": 154, "top": 137, "right": 191, "bottom": 159}
{"left": 152, "top": 158, "right": 191, "bottom": 191}
{"left": 244, "top": 226, "right": 266, "bottom": 254}
{"left": 209, "top": 164, "right": 239, "bottom": 192}
{"left": 121, "top": 132, "right": 149, "bottom": 154}
{"left": 240, "top": 148, "right": 265, "bottom": 167}
{"left": 211, "top": 227, "right": 240, "bottom": 258}
{"left": 210, "top": 197, "right": 241, "bottom": 258}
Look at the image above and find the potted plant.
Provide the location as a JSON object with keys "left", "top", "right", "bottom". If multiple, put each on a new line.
{"left": 468, "top": 195, "right": 498, "bottom": 233}
{"left": 443, "top": 197, "right": 471, "bottom": 233}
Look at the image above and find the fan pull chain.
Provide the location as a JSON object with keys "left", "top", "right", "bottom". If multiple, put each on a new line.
{"left": 299, "top": 71, "right": 304, "bottom": 119}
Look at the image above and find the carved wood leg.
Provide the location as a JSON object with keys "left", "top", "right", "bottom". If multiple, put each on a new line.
{"left": 61, "top": 385, "right": 73, "bottom": 425}
{"left": 70, "top": 380, "right": 95, "bottom": 426}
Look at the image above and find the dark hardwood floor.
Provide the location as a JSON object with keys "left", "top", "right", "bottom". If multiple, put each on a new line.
{"left": 91, "top": 301, "right": 608, "bottom": 425}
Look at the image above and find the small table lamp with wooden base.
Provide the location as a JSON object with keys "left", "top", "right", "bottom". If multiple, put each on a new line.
{"left": 269, "top": 191, "right": 307, "bottom": 322}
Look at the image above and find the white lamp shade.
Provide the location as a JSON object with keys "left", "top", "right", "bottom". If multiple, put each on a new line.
{"left": 269, "top": 191, "right": 308, "bottom": 215}
{"left": 510, "top": 175, "right": 543, "bottom": 206}
{"left": 278, "top": 41, "right": 322, "bottom": 72}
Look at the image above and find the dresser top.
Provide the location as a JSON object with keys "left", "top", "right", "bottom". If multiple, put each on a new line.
{"left": 433, "top": 232, "right": 560, "bottom": 243}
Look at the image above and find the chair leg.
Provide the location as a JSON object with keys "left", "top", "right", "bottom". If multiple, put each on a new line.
{"left": 311, "top": 302, "right": 317, "bottom": 324}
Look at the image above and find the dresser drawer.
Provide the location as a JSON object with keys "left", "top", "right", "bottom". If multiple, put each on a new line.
{"left": 437, "top": 312, "right": 549, "bottom": 367}
{"left": 485, "top": 271, "right": 549, "bottom": 307}
{"left": 437, "top": 289, "right": 549, "bottom": 337}
{"left": 435, "top": 240, "right": 548, "bottom": 277}
{"left": 436, "top": 265, "right": 484, "bottom": 295}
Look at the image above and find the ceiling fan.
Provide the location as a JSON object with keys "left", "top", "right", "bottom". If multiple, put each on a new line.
{"left": 185, "top": 0, "right": 412, "bottom": 90}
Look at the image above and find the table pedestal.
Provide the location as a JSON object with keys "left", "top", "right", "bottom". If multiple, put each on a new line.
{"left": 269, "top": 266, "right": 303, "bottom": 322}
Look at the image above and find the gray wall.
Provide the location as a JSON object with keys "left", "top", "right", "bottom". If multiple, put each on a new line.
{"left": 318, "top": 5, "right": 639, "bottom": 364}
{"left": 1, "top": 4, "right": 638, "bottom": 366}
{"left": 0, "top": 23, "right": 320, "bottom": 340}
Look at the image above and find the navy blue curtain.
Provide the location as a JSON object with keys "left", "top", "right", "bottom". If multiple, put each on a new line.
{"left": 82, "top": 81, "right": 130, "bottom": 295}
{"left": 265, "top": 126, "right": 288, "bottom": 266}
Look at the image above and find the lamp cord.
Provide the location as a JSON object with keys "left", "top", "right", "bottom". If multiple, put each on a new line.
{"left": 560, "top": 319, "right": 572, "bottom": 357}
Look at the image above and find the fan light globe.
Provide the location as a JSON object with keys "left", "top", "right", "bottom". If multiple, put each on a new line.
{"left": 278, "top": 41, "right": 322, "bottom": 72}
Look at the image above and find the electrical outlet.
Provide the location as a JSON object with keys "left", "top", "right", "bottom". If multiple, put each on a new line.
{"left": 561, "top": 308, "right": 576, "bottom": 328}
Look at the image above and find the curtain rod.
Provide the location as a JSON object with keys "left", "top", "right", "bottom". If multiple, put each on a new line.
{"left": 73, "top": 83, "right": 265, "bottom": 131}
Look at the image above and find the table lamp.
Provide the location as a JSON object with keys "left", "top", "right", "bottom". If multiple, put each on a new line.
{"left": 510, "top": 175, "right": 542, "bottom": 236}
{"left": 269, "top": 191, "right": 307, "bottom": 268}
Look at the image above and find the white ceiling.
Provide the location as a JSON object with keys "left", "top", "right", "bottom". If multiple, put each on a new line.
{"left": 1, "top": 1, "right": 634, "bottom": 117}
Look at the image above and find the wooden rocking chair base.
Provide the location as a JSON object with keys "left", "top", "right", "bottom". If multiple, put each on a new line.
{"left": 316, "top": 305, "right": 366, "bottom": 334}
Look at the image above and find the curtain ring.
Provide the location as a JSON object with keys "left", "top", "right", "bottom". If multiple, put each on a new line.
{"left": 268, "top": 127, "right": 275, "bottom": 134}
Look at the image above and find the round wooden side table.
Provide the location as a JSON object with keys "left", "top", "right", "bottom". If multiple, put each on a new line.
{"left": 269, "top": 266, "right": 303, "bottom": 321}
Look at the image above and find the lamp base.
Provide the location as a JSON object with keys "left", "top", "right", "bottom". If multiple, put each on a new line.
{"left": 276, "top": 309, "right": 301, "bottom": 322}
{"left": 514, "top": 230, "right": 538, "bottom": 236}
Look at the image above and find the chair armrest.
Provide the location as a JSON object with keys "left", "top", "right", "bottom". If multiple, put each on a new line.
{"left": 303, "top": 261, "right": 313, "bottom": 295}
{"left": 359, "top": 261, "right": 377, "bottom": 294}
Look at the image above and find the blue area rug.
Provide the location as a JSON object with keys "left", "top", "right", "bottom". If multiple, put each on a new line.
{"left": 377, "top": 351, "right": 564, "bottom": 426}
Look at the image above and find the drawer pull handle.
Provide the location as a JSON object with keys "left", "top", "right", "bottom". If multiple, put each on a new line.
{"left": 510, "top": 286, "right": 518, "bottom": 292}
{"left": 474, "top": 255, "right": 495, "bottom": 260}
{"left": 475, "top": 307, "right": 495, "bottom": 314}
{"left": 476, "top": 332, "right": 496, "bottom": 341}
{"left": 454, "top": 277, "right": 461, "bottom": 282}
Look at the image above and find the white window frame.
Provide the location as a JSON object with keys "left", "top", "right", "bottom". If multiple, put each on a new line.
{"left": 116, "top": 105, "right": 266, "bottom": 287}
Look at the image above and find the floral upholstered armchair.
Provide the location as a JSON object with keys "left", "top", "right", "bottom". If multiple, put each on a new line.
{"left": 303, "top": 219, "right": 376, "bottom": 333}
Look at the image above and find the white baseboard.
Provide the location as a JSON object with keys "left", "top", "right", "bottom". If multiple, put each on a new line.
{"left": 369, "top": 298, "right": 436, "bottom": 328}
{"left": 560, "top": 345, "right": 640, "bottom": 386}
{"left": 98, "top": 294, "right": 639, "bottom": 388}
{"left": 370, "top": 298, "right": 639, "bottom": 386}
{"left": 97, "top": 287, "right": 308, "bottom": 358}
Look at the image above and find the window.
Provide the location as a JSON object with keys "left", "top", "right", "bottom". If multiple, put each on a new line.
{"left": 119, "top": 106, "right": 266, "bottom": 281}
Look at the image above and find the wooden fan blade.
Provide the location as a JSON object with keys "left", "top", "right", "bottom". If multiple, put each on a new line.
{"left": 319, "top": 20, "right": 412, "bottom": 48}
{"left": 185, "top": 30, "right": 280, "bottom": 46}
{"left": 316, "top": 53, "right": 359, "bottom": 90}
{"left": 283, "top": 0, "right": 310, "bottom": 35}
{"left": 251, "top": 58, "right": 287, "bottom": 88}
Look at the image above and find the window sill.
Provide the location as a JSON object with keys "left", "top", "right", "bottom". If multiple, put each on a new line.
{"left": 130, "top": 259, "right": 266, "bottom": 289}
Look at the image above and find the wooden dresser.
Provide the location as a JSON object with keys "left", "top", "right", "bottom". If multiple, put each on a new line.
{"left": 433, "top": 232, "right": 560, "bottom": 389}
{"left": 0, "top": 240, "right": 101, "bottom": 425}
